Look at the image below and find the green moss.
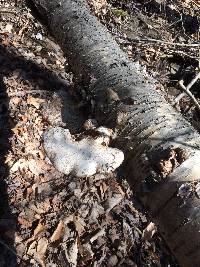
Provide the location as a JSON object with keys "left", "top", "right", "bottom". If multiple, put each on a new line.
{"left": 112, "top": 8, "right": 128, "bottom": 19}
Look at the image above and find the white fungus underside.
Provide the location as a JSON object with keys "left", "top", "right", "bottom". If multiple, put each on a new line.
{"left": 43, "top": 127, "right": 124, "bottom": 177}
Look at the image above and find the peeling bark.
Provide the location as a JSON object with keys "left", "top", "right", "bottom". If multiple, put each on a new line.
{"left": 28, "top": 0, "right": 200, "bottom": 266}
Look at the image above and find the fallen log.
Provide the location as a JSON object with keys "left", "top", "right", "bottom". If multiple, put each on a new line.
{"left": 27, "top": 1, "right": 200, "bottom": 266}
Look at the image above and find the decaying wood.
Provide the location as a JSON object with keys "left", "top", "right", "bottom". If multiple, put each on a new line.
{"left": 28, "top": 0, "right": 200, "bottom": 266}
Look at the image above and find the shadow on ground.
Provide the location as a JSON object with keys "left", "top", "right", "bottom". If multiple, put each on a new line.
{"left": 0, "top": 42, "right": 84, "bottom": 266}
{"left": 0, "top": 66, "right": 17, "bottom": 266}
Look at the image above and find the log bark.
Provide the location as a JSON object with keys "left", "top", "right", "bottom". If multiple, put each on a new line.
{"left": 27, "top": 1, "right": 200, "bottom": 266}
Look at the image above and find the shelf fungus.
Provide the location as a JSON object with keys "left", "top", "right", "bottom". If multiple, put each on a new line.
{"left": 43, "top": 126, "right": 124, "bottom": 177}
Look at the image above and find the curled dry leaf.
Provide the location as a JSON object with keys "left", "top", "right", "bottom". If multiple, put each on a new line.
{"left": 27, "top": 237, "right": 48, "bottom": 267}
{"left": 63, "top": 214, "right": 74, "bottom": 225}
{"left": 88, "top": 0, "right": 107, "bottom": 14}
{"left": 28, "top": 159, "right": 51, "bottom": 176}
{"left": 104, "top": 193, "right": 124, "bottom": 213}
{"left": 196, "top": 183, "right": 200, "bottom": 198}
{"left": 5, "top": 23, "right": 13, "bottom": 33}
{"left": 27, "top": 240, "right": 37, "bottom": 256}
{"left": 10, "top": 158, "right": 27, "bottom": 173}
{"left": 35, "top": 237, "right": 48, "bottom": 267}
{"left": 73, "top": 216, "right": 85, "bottom": 236}
{"left": 27, "top": 95, "right": 45, "bottom": 109}
{"left": 50, "top": 220, "right": 64, "bottom": 243}
{"left": 51, "top": 215, "right": 85, "bottom": 242}
{"left": 26, "top": 220, "right": 47, "bottom": 246}
{"left": 62, "top": 237, "right": 78, "bottom": 267}
{"left": 79, "top": 243, "right": 94, "bottom": 262}
{"left": 142, "top": 222, "right": 157, "bottom": 241}
{"left": 33, "top": 221, "right": 47, "bottom": 239}
{"left": 99, "top": 181, "right": 109, "bottom": 199}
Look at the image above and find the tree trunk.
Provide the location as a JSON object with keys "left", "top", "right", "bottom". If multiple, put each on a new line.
{"left": 28, "top": 1, "right": 200, "bottom": 266}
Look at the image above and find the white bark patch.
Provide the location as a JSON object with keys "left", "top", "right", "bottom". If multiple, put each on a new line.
{"left": 196, "top": 183, "right": 200, "bottom": 198}
{"left": 43, "top": 127, "right": 124, "bottom": 177}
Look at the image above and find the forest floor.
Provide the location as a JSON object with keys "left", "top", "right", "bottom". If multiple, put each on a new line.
{"left": 0, "top": 0, "right": 199, "bottom": 266}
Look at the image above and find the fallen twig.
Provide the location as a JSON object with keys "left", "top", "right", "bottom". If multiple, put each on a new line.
{"left": 173, "top": 72, "right": 200, "bottom": 109}
{"left": 127, "top": 37, "right": 200, "bottom": 48}
{"left": 179, "top": 80, "right": 200, "bottom": 112}
{"left": 0, "top": 10, "right": 17, "bottom": 15}
{"left": 186, "top": 72, "right": 200, "bottom": 91}
{"left": 191, "top": 0, "right": 200, "bottom": 8}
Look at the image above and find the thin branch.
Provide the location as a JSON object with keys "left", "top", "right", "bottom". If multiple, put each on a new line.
{"left": 173, "top": 72, "right": 200, "bottom": 106}
{"left": 187, "top": 72, "right": 200, "bottom": 91}
{"left": 191, "top": 0, "right": 200, "bottom": 8}
{"left": 173, "top": 92, "right": 185, "bottom": 104}
{"left": 0, "top": 10, "right": 17, "bottom": 15}
{"left": 173, "top": 79, "right": 200, "bottom": 113}
{"left": 127, "top": 37, "right": 200, "bottom": 48}
{"left": 171, "top": 50, "right": 199, "bottom": 60}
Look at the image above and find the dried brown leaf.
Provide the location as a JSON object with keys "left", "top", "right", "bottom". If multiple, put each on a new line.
{"left": 33, "top": 221, "right": 47, "bottom": 238}
{"left": 105, "top": 193, "right": 124, "bottom": 212}
{"left": 27, "top": 96, "right": 45, "bottom": 109}
{"left": 73, "top": 216, "right": 85, "bottom": 236}
{"left": 63, "top": 214, "right": 74, "bottom": 225}
{"left": 142, "top": 222, "right": 157, "bottom": 241}
{"left": 10, "top": 159, "right": 27, "bottom": 173}
{"left": 28, "top": 159, "right": 50, "bottom": 176}
{"left": 18, "top": 216, "right": 32, "bottom": 228}
{"left": 5, "top": 24, "right": 13, "bottom": 33}
{"left": 50, "top": 220, "right": 64, "bottom": 243}
{"left": 27, "top": 238, "right": 48, "bottom": 267}
{"left": 99, "top": 181, "right": 109, "bottom": 199}
{"left": 27, "top": 240, "right": 37, "bottom": 256}
{"left": 79, "top": 243, "right": 94, "bottom": 262}
{"left": 88, "top": 0, "right": 107, "bottom": 14}
{"left": 36, "top": 237, "right": 48, "bottom": 267}
{"left": 63, "top": 237, "right": 78, "bottom": 266}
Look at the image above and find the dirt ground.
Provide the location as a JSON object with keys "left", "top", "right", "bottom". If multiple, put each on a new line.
{"left": 0, "top": 0, "right": 199, "bottom": 266}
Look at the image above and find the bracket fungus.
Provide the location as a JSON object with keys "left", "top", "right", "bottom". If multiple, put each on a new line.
{"left": 43, "top": 126, "right": 124, "bottom": 177}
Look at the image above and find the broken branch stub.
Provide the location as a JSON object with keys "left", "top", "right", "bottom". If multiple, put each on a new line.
{"left": 43, "top": 127, "right": 124, "bottom": 177}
